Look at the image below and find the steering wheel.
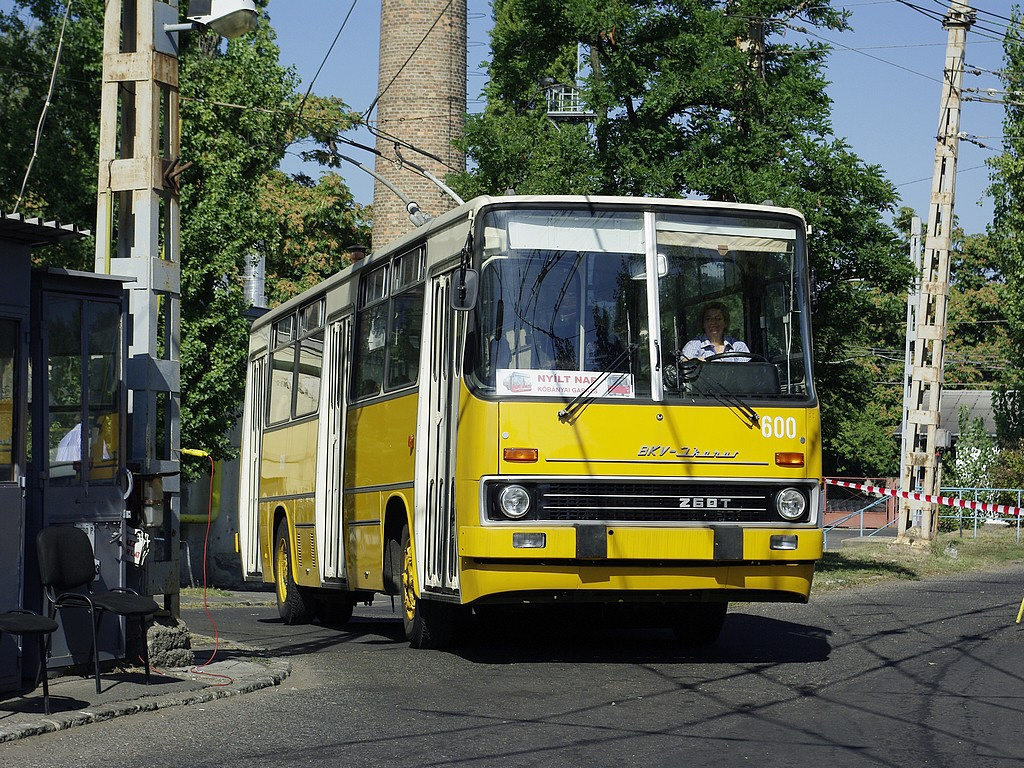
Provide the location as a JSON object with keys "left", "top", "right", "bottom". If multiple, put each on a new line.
{"left": 702, "top": 351, "right": 768, "bottom": 363}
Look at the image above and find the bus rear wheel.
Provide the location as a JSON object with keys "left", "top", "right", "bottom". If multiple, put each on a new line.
{"left": 400, "top": 525, "right": 455, "bottom": 649}
{"left": 274, "top": 519, "right": 314, "bottom": 625}
{"left": 670, "top": 602, "right": 727, "bottom": 646}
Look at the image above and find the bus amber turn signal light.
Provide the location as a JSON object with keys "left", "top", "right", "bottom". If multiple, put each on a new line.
{"left": 503, "top": 447, "right": 539, "bottom": 462}
{"left": 775, "top": 452, "right": 804, "bottom": 467}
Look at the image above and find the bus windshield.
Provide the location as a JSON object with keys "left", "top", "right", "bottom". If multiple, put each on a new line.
{"left": 467, "top": 206, "right": 811, "bottom": 403}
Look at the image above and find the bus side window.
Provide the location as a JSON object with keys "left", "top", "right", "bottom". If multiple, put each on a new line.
{"left": 268, "top": 345, "right": 294, "bottom": 423}
{"left": 267, "top": 300, "right": 324, "bottom": 422}
{"left": 385, "top": 291, "right": 423, "bottom": 390}
{"left": 354, "top": 305, "right": 386, "bottom": 399}
{"left": 353, "top": 264, "right": 389, "bottom": 401}
{"left": 294, "top": 329, "right": 323, "bottom": 417}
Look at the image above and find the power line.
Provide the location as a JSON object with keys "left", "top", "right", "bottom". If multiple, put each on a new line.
{"left": 785, "top": 22, "right": 941, "bottom": 82}
{"left": 289, "top": 0, "right": 361, "bottom": 129}
{"left": 894, "top": 163, "right": 987, "bottom": 188}
{"left": 361, "top": 0, "right": 454, "bottom": 121}
{"left": 905, "top": 0, "right": 1024, "bottom": 45}
{"left": 13, "top": 0, "right": 73, "bottom": 214}
{"left": 920, "top": 0, "right": 1020, "bottom": 28}
{"left": 964, "top": 94, "right": 1024, "bottom": 108}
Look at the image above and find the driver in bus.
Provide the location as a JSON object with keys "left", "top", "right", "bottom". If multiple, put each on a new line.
{"left": 680, "top": 302, "right": 749, "bottom": 361}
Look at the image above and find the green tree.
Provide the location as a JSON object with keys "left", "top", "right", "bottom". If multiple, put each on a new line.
{"left": 984, "top": 7, "right": 1024, "bottom": 493}
{"left": 455, "top": 0, "right": 911, "bottom": 474}
{"left": 0, "top": 0, "right": 104, "bottom": 268}
{"left": 258, "top": 168, "right": 371, "bottom": 306}
{"left": 0, "top": 1, "right": 371, "bottom": 460}
{"left": 945, "top": 406, "right": 999, "bottom": 493}
{"left": 988, "top": 8, "right": 1024, "bottom": 398}
{"left": 177, "top": 11, "right": 370, "bottom": 457}
{"left": 944, "top": 232, "right": 1010, "bottom": 388}
{"left": 829, "top": 215, "right": 1011, "bottom": 478}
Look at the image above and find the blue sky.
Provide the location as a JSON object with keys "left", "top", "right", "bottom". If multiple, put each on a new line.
{"left": 268, "top": 0, "right": 1010, "bottom": 236}
{"left": 0, "top": 0, "right": 1010, "bottom": 235}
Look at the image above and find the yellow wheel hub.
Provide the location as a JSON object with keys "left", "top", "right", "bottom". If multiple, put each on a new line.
{"left": 275, "top": 536, "right": 288, "bottom": 604}
{"left": 401, "top": 539, "right": 416, "bottom": 622}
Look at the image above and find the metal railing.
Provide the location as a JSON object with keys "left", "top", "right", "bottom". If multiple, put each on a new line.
{"left": 939, "top": 486, "right": 1024, "bottom": 543}
{"left": 824, "top": 478, "right": 1024, "bottom": 545}
{"left": 823, "top": 495, "right": 897, "bottom": 550}
{"left": 544, "top": 84, "right": 596, "bottom": 119}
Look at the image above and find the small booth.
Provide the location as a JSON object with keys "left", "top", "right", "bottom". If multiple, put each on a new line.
{"left": 0, "top": 213, "right": 130, "bottom": 691}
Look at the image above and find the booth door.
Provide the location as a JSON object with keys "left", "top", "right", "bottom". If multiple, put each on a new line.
{"left": 0, "top": 317, "right": 25, "bottom": 690}
{"left": 39, "top": 293, "right": 127, "bottom": 668}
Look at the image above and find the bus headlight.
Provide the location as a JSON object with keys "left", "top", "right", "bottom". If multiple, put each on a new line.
{"left": 498, "top": 485, "right": 532, "bottom": 519}
{"left": 775, "top": 487, "right": 807, "bottom": 521}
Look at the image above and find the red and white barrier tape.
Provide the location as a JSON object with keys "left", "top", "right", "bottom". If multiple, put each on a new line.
{"left": 824, "top": 478, "right": 1023, "bottom": 518}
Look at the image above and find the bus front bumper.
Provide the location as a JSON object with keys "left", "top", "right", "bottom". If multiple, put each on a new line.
{"left": 456, "top": 525, "right": 822, "bottom": 605}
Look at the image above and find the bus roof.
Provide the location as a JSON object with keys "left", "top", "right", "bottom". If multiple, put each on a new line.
{"left": 250, "top": 194, "right": 808, "bottom": 332}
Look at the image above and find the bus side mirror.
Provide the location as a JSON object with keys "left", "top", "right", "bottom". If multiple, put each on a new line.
{"left": 452, "top": 268, "right": 479, "bottom": 311}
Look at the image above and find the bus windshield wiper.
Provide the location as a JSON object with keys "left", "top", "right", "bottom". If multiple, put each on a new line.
{"left": 694, "top": 377, "right": 761, "bottom": 430}
{"left": 557, "top": 344, "right": 637, "bottom": 424}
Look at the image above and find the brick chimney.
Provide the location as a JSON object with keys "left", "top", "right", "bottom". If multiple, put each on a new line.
{"left": 372, "top": 0, "right": 467, "bottom": 249}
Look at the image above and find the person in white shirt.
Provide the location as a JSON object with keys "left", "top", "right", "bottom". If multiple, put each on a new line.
{"left": 55, "top": 421, "right": 83, "bottom": 461}
{"left": 680, "top": 302, "right": 749, "bottom": 360}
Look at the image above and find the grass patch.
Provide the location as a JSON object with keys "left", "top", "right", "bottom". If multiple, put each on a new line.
{"left": 179, "top": 586, "right": 276, "bottom": 608}
{"left": 815, "top": 526, "right": 1024, "bottom": 593}
{"left": 180, "top": 586, "right": 235, "bottom": 600}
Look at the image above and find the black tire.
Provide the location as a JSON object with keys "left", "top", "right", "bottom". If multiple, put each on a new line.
{"left": 400, "top": 525, "right": 456, "bottom": 649}
{"left": 671, "top": 602, "right": 728, "bottom": 646}
{"left": 274, "top": 518, "right": 314, "bottom": 625}
{"left": 315, "top": 592, "right": 355, "bottom": 627}
{"left": 384, "top": 536, "right": 403, "bottom": 595}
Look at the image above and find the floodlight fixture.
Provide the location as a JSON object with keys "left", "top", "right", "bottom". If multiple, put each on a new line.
{"left": 180, "top": 0, "right": 258, "bottom": 39}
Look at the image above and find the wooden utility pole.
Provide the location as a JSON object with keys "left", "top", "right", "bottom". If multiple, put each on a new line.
{"left": 95, "top": 0, "right": 182, "bottom": 612}
{"left": 898, "top": 0, "right": 975, "bottom": 543}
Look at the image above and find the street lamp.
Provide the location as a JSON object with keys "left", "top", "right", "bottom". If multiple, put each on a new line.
{"left": 165, "top": 0, "right": 259, "bottom": 38}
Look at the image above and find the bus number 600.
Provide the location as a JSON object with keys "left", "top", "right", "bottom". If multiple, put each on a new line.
{"left": 761, "top": 416, "right": 797, "bottom": 439}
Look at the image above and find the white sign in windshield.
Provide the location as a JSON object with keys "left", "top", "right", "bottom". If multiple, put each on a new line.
{"left": 495, "top": 369, "right": 635, "bottom": 398}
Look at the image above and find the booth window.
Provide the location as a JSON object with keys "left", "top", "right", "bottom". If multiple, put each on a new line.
{"left": 46, "top": 297, "right": 121, "bottom": 485}
{"left": 0, "top": 319, "right": 17, "bottom": 483}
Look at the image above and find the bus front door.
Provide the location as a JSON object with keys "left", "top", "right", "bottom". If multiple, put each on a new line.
{"left": 414, "top": 273, "right": 460, "bottom": 597}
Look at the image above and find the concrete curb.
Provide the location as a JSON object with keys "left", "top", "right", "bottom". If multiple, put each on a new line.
{"left": 0, "top": 658, "right": 291, "bottom": 744}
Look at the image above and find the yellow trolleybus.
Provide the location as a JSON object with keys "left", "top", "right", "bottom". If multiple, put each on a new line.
{"left": 237, "top": 195, "right": 823, "bottom": 648}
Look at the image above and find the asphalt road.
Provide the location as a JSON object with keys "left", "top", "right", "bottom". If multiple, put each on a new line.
{"left": 4, "top": 568, "right": 1024, "bottom": 768}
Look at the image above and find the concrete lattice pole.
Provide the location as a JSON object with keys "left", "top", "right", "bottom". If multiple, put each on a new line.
{"left": 898, "top": 1, "right": 975, "bottom": 543}
{"left": 94, "top": 0, "right": 182, "bottom": 611}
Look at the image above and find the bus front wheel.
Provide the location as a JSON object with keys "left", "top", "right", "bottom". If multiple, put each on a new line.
{"left": 400, "top": 525, "right": 455, "bottom": 649}
{"left": 275, "top": 519, "right": 314, "bottom": 625}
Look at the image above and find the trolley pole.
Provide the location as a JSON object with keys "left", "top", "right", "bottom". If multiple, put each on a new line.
{"left": 898, "top": 0, "right": 975, "bottom": 543}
